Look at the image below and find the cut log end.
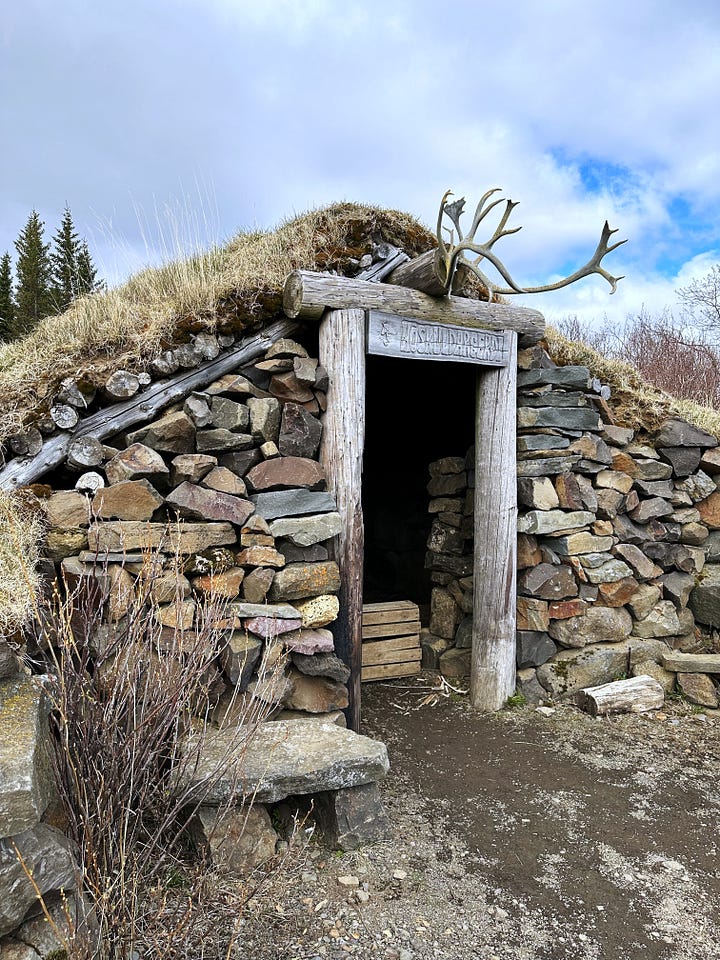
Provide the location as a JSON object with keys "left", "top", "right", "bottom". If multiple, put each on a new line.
{"left": 577, "top": 675, "right": 665, "bottom": 717}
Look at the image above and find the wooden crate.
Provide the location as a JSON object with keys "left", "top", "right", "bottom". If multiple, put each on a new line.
{"left": 361, "top": 601, "right": 421, "bottom": 682}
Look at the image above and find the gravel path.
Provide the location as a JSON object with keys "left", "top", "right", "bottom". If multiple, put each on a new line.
{"left": 235, "top": 677, "right": 720, "bottom": 960}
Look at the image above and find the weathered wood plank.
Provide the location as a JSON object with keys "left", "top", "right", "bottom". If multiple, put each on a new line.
{"left": 367, "top": 312, "right": 510, "bottom": 367}
{"left": 577, "top": 675, "right": 665, "bottom": 717}
{"left": 361, "top": 661, "right": 422, "bottom": 682}
{"left": 0, "top": 318, "right": 299, "bottom": 490}
{"left": 362, "top": 600, "right": 418, "bottom": 613}
{"left": 470, "top": 331, "right": 518, "bottom": 711}
{"left": 319, "top": 308, "right": 365, "bottom": 732}
{"left": 362, "top": 639, "right": 421, "bottom": 666}
{"left": 361, "top": 609, "right": 420, "bottom": 626}
{"left": 361, "top": 620, "right": 421, "bottom": 640}
{"left": 362, "top": 635, "right": 421, "bottom": 655}
{"left": 283, "top": 270, "right": 545, "bottom": 346}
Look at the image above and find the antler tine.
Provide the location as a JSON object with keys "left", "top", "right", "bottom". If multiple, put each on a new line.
{"left": 485, "top": 199, "right": 522, "bottom": 250}
{"left": 497, "top": 220, "right": 628, "bottom": 296}
{"left": 436, "top": 189, "right": 454, "bottom": 259}
{"left": 467, "top": 187, "right": 503, "bottom": 238}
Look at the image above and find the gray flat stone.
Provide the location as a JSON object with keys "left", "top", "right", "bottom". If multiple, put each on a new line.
{"left": 656, "top": 418, "right": 718, "bottom": 448}
{"left": 548, "top": 607, "right": 632, "bottom": 649}
{"left": 0, "top": 677, "right": 54, "bottom": 837}
{"left": 228, "top": 602, "right": 301, "bottom": 619}
{"left": 517, "top": 366, "right": 591, "bottom": 390}
{"left": 252, "top": 489, "right": 337, "bottom": 520}
{"left": 182, "top": 720, "right": 389, "bottom": 804}
{"left": 689, "top": 564, "right": 720, "bottom": 626}
{"left": 517, "top": 509, "right": 595, "bottom": 535}
{"left": 517, "top": 408, "right": 601, "bottom": 431}
{"left": 269, "top": 512, "right": 342, "bottom": 546}
{"left": 0, "top": 824, "right": 76, "bottom": 937}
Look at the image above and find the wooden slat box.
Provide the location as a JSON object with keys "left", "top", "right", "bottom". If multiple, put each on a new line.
{"left": 361, "top": 601, "right": 421, "bottom": 682}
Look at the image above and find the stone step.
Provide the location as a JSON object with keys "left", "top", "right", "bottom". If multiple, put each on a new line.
{"left": 179, "top": 720, "right": 389, "bottom": 805}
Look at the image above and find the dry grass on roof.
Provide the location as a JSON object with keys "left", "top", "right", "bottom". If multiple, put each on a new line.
{"left": 546, "top": 326, "right": 720, "bottom": 438}
{"left": 0, "top": 202, "right": 435, "bottom": 445}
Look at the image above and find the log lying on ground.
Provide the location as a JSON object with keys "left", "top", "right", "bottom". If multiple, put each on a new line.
{"left": 577, "top": 675, "right": 665, "bottom": 717}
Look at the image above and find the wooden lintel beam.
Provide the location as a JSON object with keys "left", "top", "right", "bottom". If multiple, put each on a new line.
{"left": 283, "top": 269, "right": 545, "bottom": 346}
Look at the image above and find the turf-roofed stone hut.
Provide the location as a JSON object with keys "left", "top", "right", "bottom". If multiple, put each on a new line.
{"left": 3, "top": 202, "right": 720, "bottom": 930}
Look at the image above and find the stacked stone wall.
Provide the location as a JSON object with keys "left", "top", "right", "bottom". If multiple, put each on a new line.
{"left": 31, "top": 335, "right": 352, "bottom": 720}
{"left": 424, "top": 344, "right": 720, "bottom": 707}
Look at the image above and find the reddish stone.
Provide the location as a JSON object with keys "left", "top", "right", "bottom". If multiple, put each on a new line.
{"left": 269, "top": 371, "right": 314, "bottom": 403}
{"left": 245, "top": 456, "right": 326, "bottom": 492}
{"left": 554, "top": 473, "right": 584, "bottom": 510}
{"left": 517, "top": 533, "right": 542, "bottom": 569}
{"left": 548, "top": 599, "right": 588, "bottom": 620}
{"left": 244, "top": 616, "right": 302, "bottom": 640}
{"left": 127, "top": 411, "right": 196, "bottom": 454}
{"left": 105, "top": 443, "right": 169, "bottom": 484}
{"left": 166, "top": 482, "right": 254, "bottom": 525}
{"left": 697, "top": 490, "right": 720, "bottom": 529}
{"left": 597, "top": 576, "right": 640, "bottom": 607}
{"left": 282, "top": 628, "right": 335, "bottom": 655}
{"left": 193, "top": 567, "right": 245, "bottom": 598}
{"left": 236, "top": 545, "right": 286, "bottom": 568}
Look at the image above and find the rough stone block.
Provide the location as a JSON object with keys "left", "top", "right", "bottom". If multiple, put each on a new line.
{"left": 0, "top": 824, "right": 76, "bottom": 937}
{"left": 277, "top": 402, "right": 322, "bottom": 458}
{"left": 0, "top": 678, "right": 55, "bottom": 838}
{"left": 283, "top": 669, "right": 349, "bottom": 713}
{"left": 516, "top": 631, "right": 557, "bottom": 668}
{"left": 210, "top": 396, "right": 250, "bottom": 433}
{"left": 190, "top": 804, "right": 277, "bottom": 873}
{"left": 676, "top": 673, "right": 719, "bottom": 707}
{"left": 221, "top": 633, "right": 263, "bottom": 689}
{"left": 247, "top": 457, "right": 326, "bottom": 492}
{"left": 517, "top": 509, "right": 595, "bottom": 536}
{"left": 656, "top": 418, "right": 718, "bottom": 448}
{"left": 293, "top": 595, "right": 340, "bottom": 629}
{"left": 269, "top": 562, "right": 341, "bottom": 601}
{"left": 92, "top": 479, "right": 164, "bottom": 521}
{"left": 166, "top": 482, "right": 254, "bottom": 525}
{"left": 170, "top": 453, "right": 217, "bottom": 485}
{"left": 517, "top": 562, "right": 578, "bottom": 600}
{"left": 105, "top": 442, "right": 170, "bottom": 484}
{"left": 318, "top": 782, "right": 392, "bottom": 851}
{"left": 88, "top": 521, "right": 236, "bottom": 554}
{"left": 548, "top": 606, "right": 631, "bottom": 649}
{"left": 268, "top": 512, "right": 342, "bottom": 547}
{"left": 439, "top": 647, "right": 471, "bottom": 679}
{"left": 196, "top": 429, "right": 254, "bottom": 453}
{"left": 127, "top": 411, "right": 195, "bottom": 454}
{"left": 536, "top": 638, "right": 667, "bottom": 698}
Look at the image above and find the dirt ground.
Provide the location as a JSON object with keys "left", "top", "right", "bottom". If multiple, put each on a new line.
{"left": 236, "top": 675, "right": 720, "bottom": 960}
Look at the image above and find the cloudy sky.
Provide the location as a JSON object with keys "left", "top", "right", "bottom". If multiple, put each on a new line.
{"left": 1, "top": 0, "right": 719, "bottom": 323}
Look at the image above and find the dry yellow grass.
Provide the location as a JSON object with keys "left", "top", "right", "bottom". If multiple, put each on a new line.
{"left": 546, "top": 326, "right": 720, "bottom": 437}
{"left": 0, "top": 490, "right": 44, "bottom": 636}
{"left": 0, "top": 202, "right": 434, "bottom": 444}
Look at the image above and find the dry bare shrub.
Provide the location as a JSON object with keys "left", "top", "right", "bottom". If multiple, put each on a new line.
{"left": 29, "top": 551, "right": 283, "bottom": 960}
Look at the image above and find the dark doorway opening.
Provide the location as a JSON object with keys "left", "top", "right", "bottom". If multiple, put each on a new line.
{"left": 362, "top": 354, "right": 477, "bottom": 619}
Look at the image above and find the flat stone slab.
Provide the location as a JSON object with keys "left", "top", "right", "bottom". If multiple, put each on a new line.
{"left": 662, "top": 652, "right": 720, "bottom": 674}
{"left": 228, "top": 602, "right": 301, "bottom": 620}
{"left": 251, "top": 489, "right": 337, "bottom": 520}
{"left": 182, "top": 720, "right": 389, "bottom": 805}
{"left": 0, "top": 677, "right": 54, "bottom": 837}
{"left": 88, "top": 521, "right": 236, "bottom": 553}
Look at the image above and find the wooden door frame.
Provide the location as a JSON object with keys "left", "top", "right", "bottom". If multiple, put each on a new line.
{"left": 319, "top": 309, "right": 518, "bottom": 731}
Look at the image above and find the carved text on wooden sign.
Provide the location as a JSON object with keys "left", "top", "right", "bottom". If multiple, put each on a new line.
{"left": 366, "top": 311, "right": 510, "bottom": 367}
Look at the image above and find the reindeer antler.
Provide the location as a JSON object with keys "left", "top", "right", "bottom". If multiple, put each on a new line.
{"left": 433, "top": 189, "right": 627, "bottom": 300}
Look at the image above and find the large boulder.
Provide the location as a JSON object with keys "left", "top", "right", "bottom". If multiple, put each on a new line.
{"left": 536, "top": 639, "right": 667, "bottom": 699}
{"left": 548, "top": 607, "right": 632, "bottom": 649}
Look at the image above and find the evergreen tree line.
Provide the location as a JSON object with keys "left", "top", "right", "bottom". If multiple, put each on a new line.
{"left": 0, "top": 207, "right": 102, "bottom": 342}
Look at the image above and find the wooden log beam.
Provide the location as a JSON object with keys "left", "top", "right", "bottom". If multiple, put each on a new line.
{"left": 384, "top": 248, "right": 471, "bottom": 297}
{"left": 283, "top": 270, "right": 545, "bottom": 346}
{"left": 0, "top": 318, "right": 299, "bottom": 491}
{"left": 577, "top": 675, "right": 665, "bottom": 717}
{"left": 319, "top": 308, "right": 365, "bottom": 732}
{"left": 470, "top": 331, "right": 518, "bottom": 711}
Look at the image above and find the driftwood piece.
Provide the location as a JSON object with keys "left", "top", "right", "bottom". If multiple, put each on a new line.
{"left": 283, "top": 270, "right": 545, "bottom": 346}
{"left": 319, "top": 308, "right": 365, "bottom": 732}
{"left": 0, "top": 318, "right": 299, "bottom": 490}
{"left": 577, "top": 675, "right": 665, "bottom": 717}
{"left": 470, "top": 332, "right": 518, "bottom": 711}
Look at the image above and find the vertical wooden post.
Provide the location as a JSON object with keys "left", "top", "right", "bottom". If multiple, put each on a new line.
{"left": 470, "top": 331, "right": 518, "bottom": 711}
{"left": 319, "top": 309, "right": 366, "bottom": 731}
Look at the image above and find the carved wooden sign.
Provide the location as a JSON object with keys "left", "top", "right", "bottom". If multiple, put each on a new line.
{"left": 366, "top": 310, "right": 510, "bottom": 367}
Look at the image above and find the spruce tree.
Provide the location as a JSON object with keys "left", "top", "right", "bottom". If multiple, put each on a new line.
{"left": 0, "top": 252, "right": 15, "bottom": 341}
{"left": 50, "top": 207, "right": 101, "bottom": 310}
{"left": 76, "top": 238, "right": 100, "bottom": 296}
{"left": 14, "top": 210, "right": 54, "bottom": 334}
{"left": 50, "top": 206, "right": 80, "bottom": 311}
